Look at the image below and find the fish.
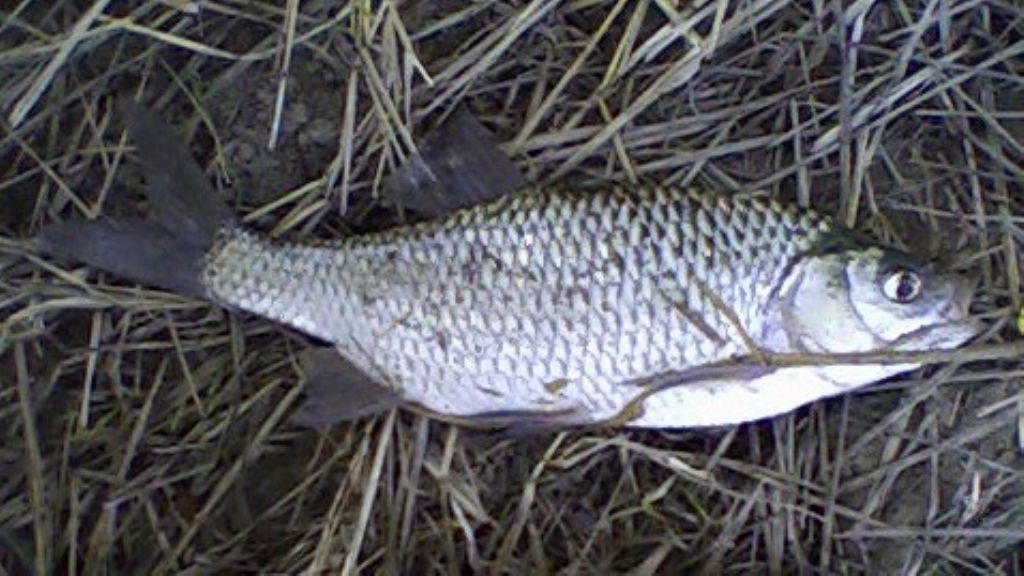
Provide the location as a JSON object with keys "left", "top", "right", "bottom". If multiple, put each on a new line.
{"left": 36, "top": 102, "right": 982, "bottom": 429}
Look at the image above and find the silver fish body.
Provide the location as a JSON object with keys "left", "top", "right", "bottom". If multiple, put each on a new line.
{"left": 202, "top": 186, "right": 979, "bottom": 427}
{"left": 38, "top": 105, "right": 979, "bottom": 428}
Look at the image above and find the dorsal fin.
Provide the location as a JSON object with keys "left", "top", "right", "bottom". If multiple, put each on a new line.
{"left": 383, "top": 106, "right": 527, "bottom": 219}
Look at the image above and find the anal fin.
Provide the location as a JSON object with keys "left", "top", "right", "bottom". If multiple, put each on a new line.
{"left": 291, "top": 348, "right": 403, "bottom": 428}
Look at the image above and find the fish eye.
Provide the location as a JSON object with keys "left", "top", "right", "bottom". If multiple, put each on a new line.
{"left": 882, "top": 269, "right": 922, "bottom": 303}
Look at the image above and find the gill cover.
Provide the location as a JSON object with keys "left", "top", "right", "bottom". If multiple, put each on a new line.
{"left": 777, "top": 241, "right": 977, "bottom": 354}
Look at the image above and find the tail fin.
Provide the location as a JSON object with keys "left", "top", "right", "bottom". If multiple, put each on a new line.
{"left": 36, "top": 101, "right": 235, "bottom": 297}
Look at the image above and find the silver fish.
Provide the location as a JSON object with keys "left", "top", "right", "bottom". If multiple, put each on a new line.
{"left": 39, "top": 104, "right": 981, "bottom": 429}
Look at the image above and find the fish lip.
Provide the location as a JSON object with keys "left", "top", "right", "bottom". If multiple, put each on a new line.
{"left": 946, "top": 272, "right": 982, "bottom": 330}
{"left": 930, "top": 273, "right": 985, "bottom": 345}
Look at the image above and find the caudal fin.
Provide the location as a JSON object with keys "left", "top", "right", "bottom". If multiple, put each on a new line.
{"left": 36, "top": 101, "right": 235, "bottom": 297}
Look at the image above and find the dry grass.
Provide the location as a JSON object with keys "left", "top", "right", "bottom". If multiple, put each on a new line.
{"left": 2, "top": 0, "right": 1023, "bottom": 573}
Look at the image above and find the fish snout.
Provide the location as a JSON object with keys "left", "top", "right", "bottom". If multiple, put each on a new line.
{"left": 940, "top": 273, "right": 983, "bottom": 339}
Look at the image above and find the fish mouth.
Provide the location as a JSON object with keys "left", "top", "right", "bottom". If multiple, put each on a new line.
{"left": 944, "top": 272, "right": 983, "bottom": 333}
{"left": 954, "top": 272, "right": 979, "bottom": 311}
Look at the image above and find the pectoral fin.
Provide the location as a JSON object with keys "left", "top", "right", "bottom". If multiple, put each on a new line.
{"left": 625, "top": 361, "right": 776, "bottom": 393}
{"left": 291, "top": 348, "right": 403, "bottom": 428}
{"left": 609, "top": 362, "right": 777, "bottom": 427}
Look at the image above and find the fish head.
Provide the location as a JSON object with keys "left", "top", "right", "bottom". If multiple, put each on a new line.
{"left": 777, "top": 243, "right": 981, "bottom": 354}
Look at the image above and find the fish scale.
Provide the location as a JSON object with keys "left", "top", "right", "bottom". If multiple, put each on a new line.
{"left": 36, "top": 104, "right": 978, "bottom": 429}
{"left": 202, "top": 185, "right": 831, "bottom": 423}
